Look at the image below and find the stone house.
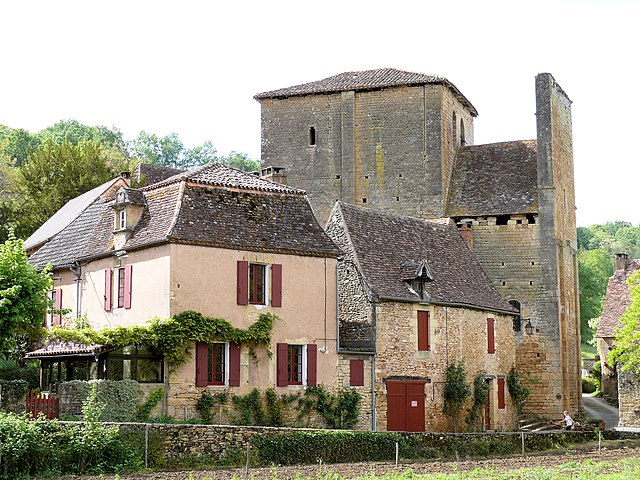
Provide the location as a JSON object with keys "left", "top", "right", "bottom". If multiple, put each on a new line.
{"left": 255, "top": 68, "right": 581, "bottom": 418}
{"left": 596, "top": 253, "right": 640, "bottom": 425}
{"left": 326, "top": 202, "right": 518, "bottom": 432}
{"left": 25, "top": 163, "right": 343, "bottom": 420}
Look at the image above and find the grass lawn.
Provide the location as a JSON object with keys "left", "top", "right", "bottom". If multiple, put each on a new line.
{"left": 581, "top": 342, "right": 597, "bottom": 360}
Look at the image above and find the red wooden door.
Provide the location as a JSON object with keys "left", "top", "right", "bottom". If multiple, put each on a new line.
{"left": 484, "top": 380, "right": 491, "bottom": 430}
{"left": 386, "top": 381, "right": 425, "bottom": 432}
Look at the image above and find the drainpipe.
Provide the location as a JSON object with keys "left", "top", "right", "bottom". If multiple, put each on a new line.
{"left": 371, "top": 299, "right": 378, "bottom": 431}
{"left": 444, "top": 306, "right": 449, "bottom": 366}
{"left": 336, "top": 258, "right": 343, "bottom": 353}
{"left": 70, "top": 263, "right": 82, "bottom": 319}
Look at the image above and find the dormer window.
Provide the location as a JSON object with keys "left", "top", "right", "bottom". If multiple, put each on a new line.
{"left": 115, "top": 209, "right": 127, "bottom": 231}
{"left": 411, "top": 279, "right": 424, "bottom": 299}
{"left": 400, "top": 259, "right": 434, "bottom": 301}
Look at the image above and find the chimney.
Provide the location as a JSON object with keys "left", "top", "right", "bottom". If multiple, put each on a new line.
{"left": 458, "top": 219, "right": 474, "bottom": 251}
{"left": 615, "top": 253, "right": 629, "bottom": 272}
{"left": 261, "top": 166, "right": 287, "bottom": 185}
{"left": 120, "top": 171, "right": 131, "bottom": 186}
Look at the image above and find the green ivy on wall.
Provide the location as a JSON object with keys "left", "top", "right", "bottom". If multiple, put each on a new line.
{"left": 47, "top": 310, "right": 278, "bottom": 368}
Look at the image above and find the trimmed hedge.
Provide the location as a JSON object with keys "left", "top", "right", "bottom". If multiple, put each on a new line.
{"left": 0, "top": 379, "right": 28, "bottom": 413}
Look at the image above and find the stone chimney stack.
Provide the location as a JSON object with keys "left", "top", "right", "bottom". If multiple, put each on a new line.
{"left": 457, "top": 220, "right": 474, "bottom": 251}
{"left": 261, "top": 166, "right": 287, "bottom": 185}
{"left": 615, "top": 253, "right": 629, "bottom": 272}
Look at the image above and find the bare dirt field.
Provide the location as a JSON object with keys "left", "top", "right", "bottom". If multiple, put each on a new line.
{"left": 52, "top": 439, "right": 640, "bottom": 479}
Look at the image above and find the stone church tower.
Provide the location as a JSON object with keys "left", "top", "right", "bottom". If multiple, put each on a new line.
{"left": 255, "top": 69, "right": 580, "bottom": 417}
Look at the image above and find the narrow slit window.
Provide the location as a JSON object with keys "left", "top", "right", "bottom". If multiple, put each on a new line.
{"left": 309, "top": 127, "right": 316, "bottom": 146}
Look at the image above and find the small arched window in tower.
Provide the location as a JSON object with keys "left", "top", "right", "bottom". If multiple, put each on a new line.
{"left": 460, "top": 119, "right": 466, "bottom": 146}
{"left": 509, "top": 300, "right": 522, "bottom": 332}
{"left": 309, "top": 127, "right": 316, "bottom": 146}
{"left": 452, "top": 113, "right": 457, "bottom": 146}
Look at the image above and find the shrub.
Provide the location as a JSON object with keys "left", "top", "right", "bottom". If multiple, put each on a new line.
{"left": 0, "top": 379, "right": 28, "bottom": 412}
{"left": 0, "top": 412, "right": 138, "bottom": 478}
{"left": 62, "top": 379, "right": 142, "bottom": 422}
{"left": 582, "top": 377, "right": 598, "bottom": 394}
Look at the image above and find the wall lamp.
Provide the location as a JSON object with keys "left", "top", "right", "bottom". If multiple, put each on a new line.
{"left": 524, "top": 319, "right": 534, "bottom": 336}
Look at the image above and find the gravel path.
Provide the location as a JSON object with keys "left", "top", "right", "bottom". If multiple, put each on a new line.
{"left": 47, "top": 439, "right": 640, "bottom": 479}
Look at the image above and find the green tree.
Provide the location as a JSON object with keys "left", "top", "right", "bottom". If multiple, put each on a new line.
{"left": 219, "top": 151, "right": 260, "bottom": 172}
{"left": 11, "top": 140, "right": 130, "bottom": 238}
{"left": 129, "top": 132, "right": 217, "bottom": 169}
{"left": 38, "top": 119, "right": 126, "bottom": 152}
{"left": 0, "top": 125, "right": 41, "bottom": 166}
{"left": 0, "top": 233, "right": 51, "bottom": 354}
{"left": 578, "top": 249, "right": 613, "bottom": 342}
{"left": 443, "top": 360, "right": 471, "bottom": 433}
{"left": 610, "top": 271, "right": 640, "bottom": 373}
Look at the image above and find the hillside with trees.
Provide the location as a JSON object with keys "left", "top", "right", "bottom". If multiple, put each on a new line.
{"left": 578, "top": 221, "right": 640, "bottom": 343}
{"left": 0, "top": 120, "right": 260, "bottom": 242}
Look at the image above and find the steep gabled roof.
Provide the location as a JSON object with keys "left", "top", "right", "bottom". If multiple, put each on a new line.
{"left": 446, "top": 140, "right": 538, "bottom": 217}
{"left": 255, "top": 68, "right": 478, "bottom": 116}
{"left": 331, "top": 203, "right": 515, "bottom": 313}
{"left": 24, "top": 177, "right": 125, "bottom": 251}
{"left": 597, "top": 259, "right": 640, "bottom": 338}
{"left": 29, "top": 163, "right": 341, "bottom": 270}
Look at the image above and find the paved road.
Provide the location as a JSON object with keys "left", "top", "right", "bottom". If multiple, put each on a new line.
{"left": 582, "top": 392, "right": 619, "bottom": 429}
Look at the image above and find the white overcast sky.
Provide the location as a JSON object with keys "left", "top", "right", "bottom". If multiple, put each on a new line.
{"left": 1, "top": 0, "right": 638, "bottom": 227}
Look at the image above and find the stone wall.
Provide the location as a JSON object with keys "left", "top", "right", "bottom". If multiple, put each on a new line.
{"left": 260, "top": 83, "right": 475, "bottom": 224}
{"left": 0, "top": 380, "right": 28, "bottom": 414}
{"left": 373, "top": 301, "right": 516, "bottom": 432}
{"left": 618, "top": 369, "right": 640, "bottom": 427}
{"left": 535, "top": 73, "right": 581, "bottom": 416}
{"left": 108, "top": 422, "right": 595, "bottom": 465}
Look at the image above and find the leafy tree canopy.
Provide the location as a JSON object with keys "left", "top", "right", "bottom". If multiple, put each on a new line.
{"left": 0, "top": 233, "right": 51, "bottom": 354}
{"left": 129, "top": 132, "right": 218, "bottom": 170}
{"left": 219, "top": 151, "right": 260, "bottom": 172}
{"left": 610, "top": 271, "right": 640, "bottom": 373}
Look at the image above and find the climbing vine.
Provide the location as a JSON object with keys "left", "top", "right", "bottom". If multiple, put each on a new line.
{"left": 443, "top": 360, "right": 471, "bottom": 433}
{"left": 506, "top": 366, "right": 530, "bottom": 415}
{"left": 47, "top": 310, "right": 278, "bottom": 368}
{"left": 465, "top": 372, "right": 489, "bottom": 432}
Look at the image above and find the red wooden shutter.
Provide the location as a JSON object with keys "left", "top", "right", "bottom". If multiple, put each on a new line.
{"left": 271, "top": 263, "right": 282, "bottom": 307}
{"left": 123, "top": 264, "right": 133, "bottom": 309}
{"left": 195, "top": 342, "right": 208, "bottom": 387}
{"left": 487, "top": 318, "right": 495, "bottom": 354}
{"left": 104, "top": 269, "right": 112, "bottom": 311}
{"left": 229, "top": 343, "right": 241, "bottom": 387}
{"left": 306, "top": 344, "right": 317, "bottom": 387}
{"left": 417, "top": 311, "right": 430, "bottom": 351}
{"left": 498, "top": 376, "right": 506, "bottom": 409}
{"left": 54, "top": 288, "right": 62, "bottom": 325}
{"left": 237, "top": 261, "right": 249, "bottom": 305}
{"left": 277, "top": 343, "right": 288, "bottom": 387}
{"left": 350, "top": 359, "right": 364, "bottom": 386}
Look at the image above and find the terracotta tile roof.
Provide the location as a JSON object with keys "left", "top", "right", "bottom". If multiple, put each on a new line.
{"left": 132, "top": 163, "right": 184, "bottom": 187}
{"left": 446, "top": 140, "right": 538, "bottom": 217}
{"left": 597, "top": 259, "right": 640, "bottom": 338}
{"left": 29, "top": 164, "right": 340, "bottom": 269}
{"left": 25, "top": 341, "right": 108, "bottom": 359}
{"left": 147, "top": 162, "right": 305, "bottom": 195}
{"left": 255, "top": 68, "right": 478, "bottom": 116}
{"left": 334, "top": 203, "right": 515, "bottom": 313}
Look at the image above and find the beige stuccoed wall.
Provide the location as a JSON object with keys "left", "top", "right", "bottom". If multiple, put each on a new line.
{"left": 166, "top": 244, "right": 339, "bottom": 418}
{"left": 49, "top": 245, "right": 172, "bottom": 329}
{"left": 373, "top": 301, "right": 517, "bottom": 432}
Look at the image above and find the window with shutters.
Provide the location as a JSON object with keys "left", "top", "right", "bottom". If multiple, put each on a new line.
{"left": 196, "top": 342, "right": 240, "bottom": 387}
{"left": 497, "top": 376, "right": 506, "bottom": 409}
{"left": 50, "top": 288, "right": 62, "bottom": 326}
{"left": 249, "top": 263, "right": 266, "bottom": 305}
{"left": 277, "top": 343, "right": 316, "bottom": 387}
{"left": 417, "top": 311, "right": 430, "bottom": 351}
{"left": 350, "top": 359, "right": 365, "bottom": 386}
{"left": 237, "top": 261, "right": 282, "bottom": 307}
{"left": 115, "top": 265, "right": 132, "bottom": 309}
{"left": 487, "top": 318, "right": 496, "bottom": 354}
{"left": 288, "top": 345, "right": 303, "bottom": 385}
{"left": 114, "top": 209, "right": 127, "bottom": 230}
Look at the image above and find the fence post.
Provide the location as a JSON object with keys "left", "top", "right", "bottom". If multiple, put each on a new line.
{"left": 521, "top": 432, "right": 525, "bottom": 455}
{"left": 395, "top": 442, "right": 399, "bottom": 467}
{"left": 245, "top": 443, "right": 250, "bottom": 478}
{"left": 145, "top": 424, "right": 149, "bottom": 468}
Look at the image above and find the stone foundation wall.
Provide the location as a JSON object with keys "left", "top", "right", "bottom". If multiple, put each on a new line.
{"left": 618, "top": 369, "right": 640, "bottom": 427}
